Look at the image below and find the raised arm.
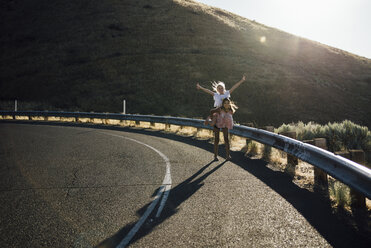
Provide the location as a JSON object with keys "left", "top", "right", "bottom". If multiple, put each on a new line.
{"left": 196, "top": 83, "right": 214, "bottom": 96}
{"left": 229, "top": 74, "right": 246, "bottom": 94}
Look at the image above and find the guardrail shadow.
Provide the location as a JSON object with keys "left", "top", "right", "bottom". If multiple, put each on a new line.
{"left": 2, "top": 120, "right": 370, "bottom": 247}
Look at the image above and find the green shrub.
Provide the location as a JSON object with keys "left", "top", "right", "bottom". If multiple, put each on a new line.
{"left": 276, "top": 120, "right": 371, "bottom": 164}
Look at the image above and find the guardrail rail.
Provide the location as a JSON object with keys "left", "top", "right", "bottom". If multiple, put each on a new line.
{"left": 1, "top": 110, "right": 370, "bottom": 201}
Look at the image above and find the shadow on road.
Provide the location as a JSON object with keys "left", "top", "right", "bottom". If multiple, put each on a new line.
{"left": 2, "top": 120, "right": 370, "bottom": 247}
{"left": 98, "top": 160, "right": 227, "bottom": 247}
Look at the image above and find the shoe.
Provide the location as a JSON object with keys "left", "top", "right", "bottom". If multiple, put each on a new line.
{"left": 226, "top": 156, "right": 232, "bottom": 161}
{"left": 213, "top": 157, "right": 219, "bottom": 161}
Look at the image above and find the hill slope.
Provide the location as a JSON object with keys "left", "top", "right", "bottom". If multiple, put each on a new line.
{"left": 1, "top": 0, "right": 371, "bottom": 127}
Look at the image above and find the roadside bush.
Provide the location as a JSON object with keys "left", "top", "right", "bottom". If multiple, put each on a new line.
{"left": 276, "top": 120, "right": 371, "bottom": 164}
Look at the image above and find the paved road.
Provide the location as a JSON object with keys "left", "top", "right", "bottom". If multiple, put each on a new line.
{"left": 0, "top": 121, "right": 370, "bottom": 247}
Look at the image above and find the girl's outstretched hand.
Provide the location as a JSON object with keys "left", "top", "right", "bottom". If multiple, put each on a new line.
{"left": 196, "top": 83, "right": 201, "bottom": 90}
{"left": 242, "top": 74, "right": 246, "bottom": 81}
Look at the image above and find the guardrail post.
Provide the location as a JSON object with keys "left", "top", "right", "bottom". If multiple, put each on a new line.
{"left": 334, "top": 150, "right": 350, "bottom": 159}
{"left": 122, "top": 120, "right": 128, "bottom": 126}
{"left": 196, "top": 127, "right": 202, "bottom": 136}
{"left": 349, "top": 150, "right": 366, "bottom": 211}
{"left": 280, "top": 131, "right": 298, "bottom": 177}
{"left": 313, "top": 138, "right": 329, "bottom": 193}
{"left": 262, "top": 126, "right": 274, "bottom": 160}
{"left": 244, "top": 122, "right": 254, "bottom": 127}
{"left": 241, "top": 123, "right": 254, "bottom": 146}
{"left": 335, "top": 150, "right": 366, "bottom": 211}
{"left": 264, "top": 126, "right": 274, "bottom": 132}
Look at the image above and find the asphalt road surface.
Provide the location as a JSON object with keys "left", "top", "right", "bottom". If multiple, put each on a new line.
{"left": 0, "top": 121, "right": 370, "bottom": 247}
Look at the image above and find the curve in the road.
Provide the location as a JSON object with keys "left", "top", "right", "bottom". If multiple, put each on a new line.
{"left": 1, "top": 121, "right": 370, "bottom": 248}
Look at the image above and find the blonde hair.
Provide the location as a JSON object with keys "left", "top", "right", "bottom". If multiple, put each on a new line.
{"left": 212, "top": 81, "right": 226, "bottom": 93}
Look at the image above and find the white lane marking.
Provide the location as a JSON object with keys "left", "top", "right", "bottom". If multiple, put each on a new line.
{"left": 118, "top": 185, "right": 165, "bottom": 248}
{"left": 156, "top": 184, "right": 171, "bottom": 218}
{"left": 100, "top": 132, "right": 172, "bottom": 248}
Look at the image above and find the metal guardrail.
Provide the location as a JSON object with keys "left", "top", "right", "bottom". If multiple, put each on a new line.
{"left": 1, "top": 110, "right": 371, "bottom": 199}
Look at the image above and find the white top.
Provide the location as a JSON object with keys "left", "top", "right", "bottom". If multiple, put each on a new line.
{"left": 213, "top": 90, "right": 230, "bottom": 107}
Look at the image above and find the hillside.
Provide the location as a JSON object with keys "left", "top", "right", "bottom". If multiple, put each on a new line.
{"left": 1, "top": 0, "right": 371, "bottom": 128}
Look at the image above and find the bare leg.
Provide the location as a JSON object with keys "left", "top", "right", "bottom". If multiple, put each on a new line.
{"left": 213, "top": 126, "right": 220, "bottom": 160}
{"left": 211, "top": 113, "right": 217, "bottom": 126}
{"left": 210, "top": 108, "right": 218, "bottom": 126}
{"left": 222, "top": 128, "right": 231, "bottom": 160}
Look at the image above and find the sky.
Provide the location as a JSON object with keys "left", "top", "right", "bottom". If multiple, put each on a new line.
{"left": 196, "top": 0, "right": 371, "bottom": 59}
